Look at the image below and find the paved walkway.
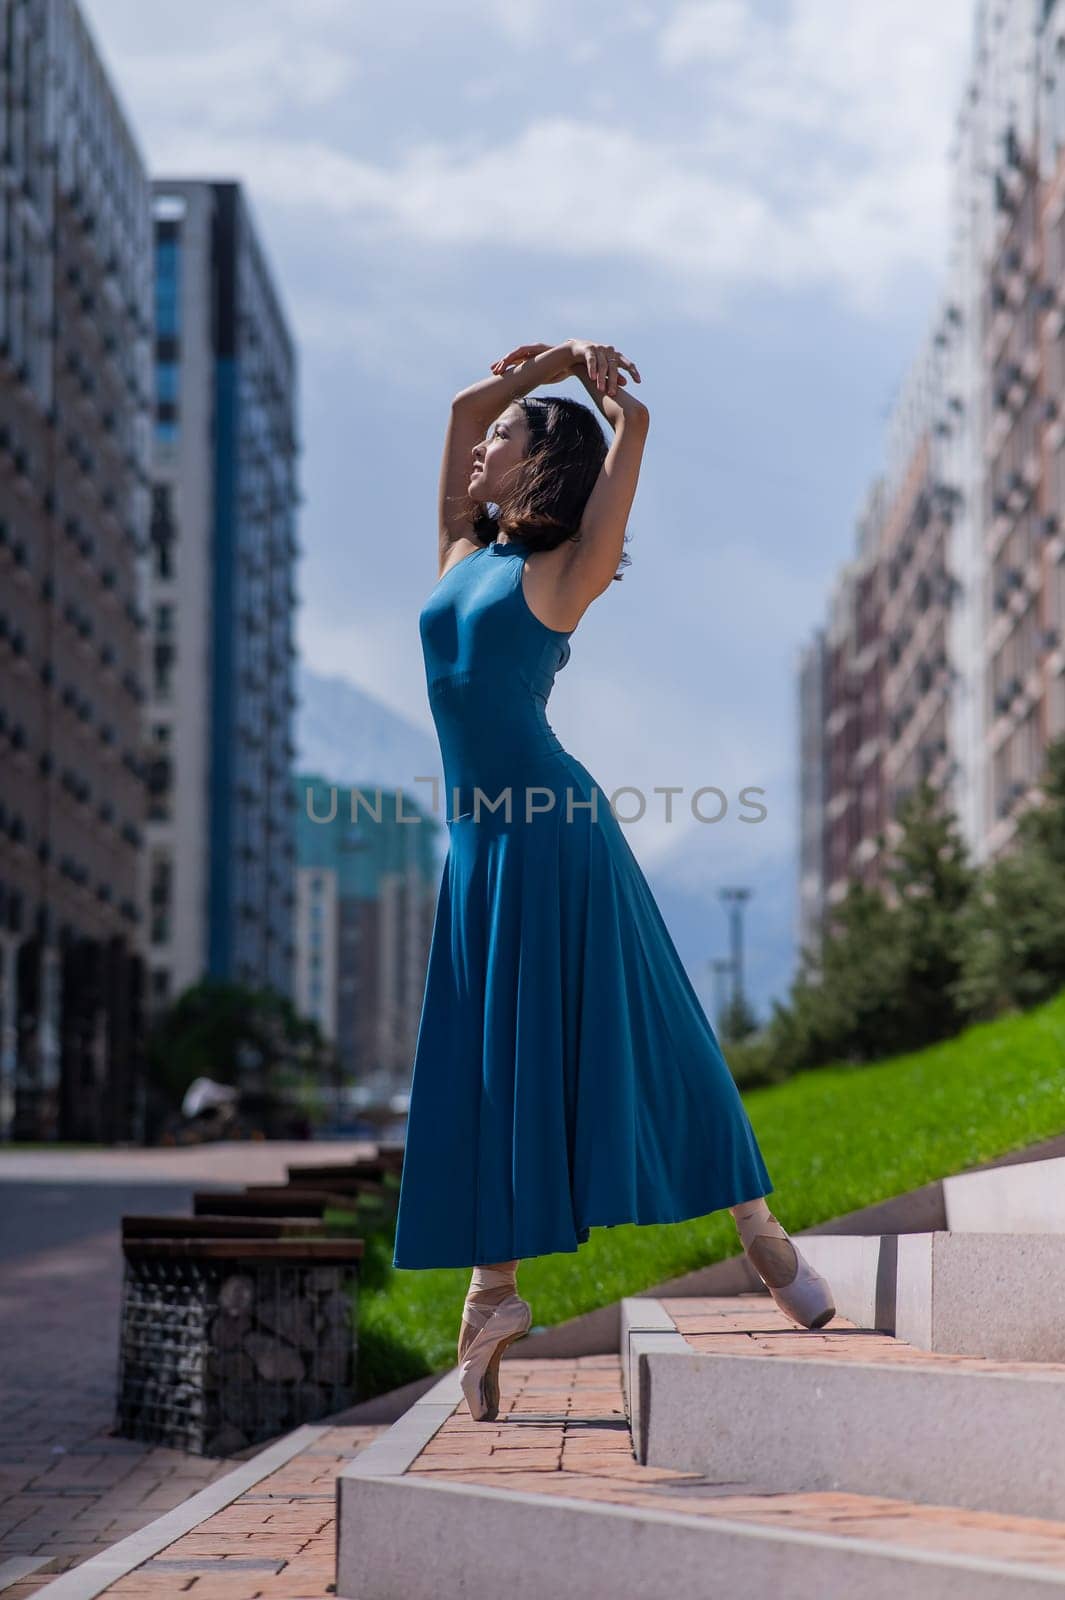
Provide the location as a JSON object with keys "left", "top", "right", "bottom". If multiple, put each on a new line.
{"left": 0, "top": 1209, "right": 232, "bottom": 1588}
{"left": 0, "top": 1145, "right": 373, "bottom": 1591}
{"left": 0, "top": 1143, "right": 374, "bottom": 1189}
{"left": 12, "top": 1286, "right": 1065, "bottom": 1594}
{"left": 13, "top": 1427, "right": 383, "bottom": 1600}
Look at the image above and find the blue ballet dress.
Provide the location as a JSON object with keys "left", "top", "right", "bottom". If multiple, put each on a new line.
{"left": 391, "top": 534, "right": 773, "bottom": 1269}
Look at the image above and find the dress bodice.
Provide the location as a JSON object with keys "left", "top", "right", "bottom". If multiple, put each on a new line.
{"left": 419, "top": 536, "right": 573, "bottom": 820}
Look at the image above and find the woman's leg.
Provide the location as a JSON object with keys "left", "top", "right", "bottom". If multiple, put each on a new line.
{"left": 457, "top": 1259, "right": 521, "bottom": 1364}
{"left": 730, "top": 1196, "right": 792, "bottom": 1271}
{"left": 456, "top": 1258, "right": 532, "bottom": 1422}
{"left": 729, "top": 1196, "right": 835, "bottom": 1329}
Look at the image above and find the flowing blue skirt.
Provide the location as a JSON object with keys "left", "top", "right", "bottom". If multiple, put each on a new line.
{"left": 392, "top": 751, "right": 773, "bottom": 1268}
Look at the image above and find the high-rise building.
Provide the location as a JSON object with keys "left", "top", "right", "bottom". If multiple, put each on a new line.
{"left": 798, "top": 0, "right": 1065, "bottom": 940}
{"left": 144, "top": 181, "right": 300, "bottom": 1011}
{"left": 294, "top": 776, "right": 442, "bottom": 1105}
{"left": 798, "top": 478, "right": 890, "bottom": 949}
{"left": 0, "top": 0, "right": 152, "bottom": 1141}
{"left": 796, "top": 628, "right": 827, "bottom": 959}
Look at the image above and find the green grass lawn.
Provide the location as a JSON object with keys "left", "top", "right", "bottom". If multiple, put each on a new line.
{"left": 353, "top": 989, "right": 1065, "bottom": 1397}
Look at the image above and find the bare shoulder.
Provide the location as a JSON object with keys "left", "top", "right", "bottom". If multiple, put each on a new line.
{"left": 523, "top": 538, "right": 610, "bottom": 635}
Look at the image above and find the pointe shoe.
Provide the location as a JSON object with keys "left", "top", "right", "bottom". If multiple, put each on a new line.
{"left": 459, "top": 1293, "right": 532, "bottom": 1421}
{"left": 745, "top": 1234, "right": 836, "bottom": 1330}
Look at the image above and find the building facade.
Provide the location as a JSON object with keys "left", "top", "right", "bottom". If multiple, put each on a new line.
{"left": 798, "top": 0, "right": 1065, "bottom": 941}
{"left": 294, "top": 777, "right": 441, "bottom": 1105}
{"left": 144, "top": 181, "right": 300, "bottom": 1010}
{"left": 0, "top": 0, "right": 152, "bottom": 1140}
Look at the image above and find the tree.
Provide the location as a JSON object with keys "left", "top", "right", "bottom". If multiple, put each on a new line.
{"left": 787, "top": 879, "right": 910, "bottom": 1065}
{"left": 953, "top": 736, "right": 1065, "bottom": 1017}
{"left": 146, "top": 978, "right": 337, "bottom": 1113}
{"left": 719, "top": 988, "right": 760, "bottom": 1046}
{"left": 1014, "top": 734, "right": 1065, "bottom": 870}
{"left": 882, "top": 780, "right": 976, "bottom": 1050}
{"left": 756, "top": 781, "right": 976, "bottom": 1080}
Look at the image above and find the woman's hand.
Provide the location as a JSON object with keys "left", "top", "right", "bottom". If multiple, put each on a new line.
{"left": 491, "top": 339, "right": 641, "bottom": 398}
{"left": 568, "top": 339, "right": 640, "bottom": 397}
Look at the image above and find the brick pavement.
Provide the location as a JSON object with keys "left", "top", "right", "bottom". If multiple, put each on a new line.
{"left": 664, "top": 1291, "right": 1065, "bottom": 1373}
{"left": 21, "top": 1426, "right": 383, "bottom": 1600}
{"left": 12, "top": 1302, "right": 1065, "bottom": 1595}
{"left": 0, "top": 1223, "right": 234, "bottom": 1592}
{"left": 0, "top": 1144, "right": 376, "bottom": 1593}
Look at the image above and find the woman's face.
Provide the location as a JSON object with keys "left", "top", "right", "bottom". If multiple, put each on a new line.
{"left": 469, "top": 405, "right": 530, "bottom": 505}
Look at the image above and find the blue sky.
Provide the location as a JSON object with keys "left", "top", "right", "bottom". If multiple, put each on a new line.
{"left": 83, "top": 0, "right": 975, "bottom": 1014}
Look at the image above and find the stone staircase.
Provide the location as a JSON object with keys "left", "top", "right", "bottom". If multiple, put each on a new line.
{"left": 336, "top": 1151, "right": 1065, "bottom": 1598}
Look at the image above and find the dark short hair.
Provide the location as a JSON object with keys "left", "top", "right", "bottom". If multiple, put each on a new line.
{"left": 466, "top": 395, "right": 630, "bottom": 581}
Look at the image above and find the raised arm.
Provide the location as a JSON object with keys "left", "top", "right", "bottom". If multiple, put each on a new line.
{"left": 437, "top": 342, "right": 578, "bottom": 565}
{"left": 563, "top": 358, "right": 650, "bottom": 598}
{"left": 483, "top": 338, "right": 648, "bottom": 619}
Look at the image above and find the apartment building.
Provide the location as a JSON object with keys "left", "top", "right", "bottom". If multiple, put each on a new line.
{"left": 0, "top": 0, "right": 152, "bottom": 1140}
{"left": 798, "top": 0, "right": 1063, "bottom": 936}
{"left": 796, "top": 627, "right": 827, "bottom": 958}
{"left": 144, "top": 181, "right": 300, "bottom": 1011}
{"left": 294, "top": 776, "right": 441, "bottom": 1105}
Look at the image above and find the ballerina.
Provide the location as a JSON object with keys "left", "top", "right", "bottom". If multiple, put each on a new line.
{"left": 391, "top": 338, "right": 835, "bottom": 1421}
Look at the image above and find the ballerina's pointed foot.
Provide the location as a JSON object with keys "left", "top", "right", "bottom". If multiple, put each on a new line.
{"left": 459, "top": 1293, "right": 533, "bottom": 1421}
{"left": 746, "top": 1234, "right": 836, "bottom": 1330}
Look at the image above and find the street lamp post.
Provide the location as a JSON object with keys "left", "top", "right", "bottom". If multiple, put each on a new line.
{"left": 718, "top": 886, "right": 752, "bottom": 1016}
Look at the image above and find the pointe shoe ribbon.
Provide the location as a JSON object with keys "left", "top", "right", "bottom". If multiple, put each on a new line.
{"left": 459, "top": 1292, "right": 532, "bottom": 1422}
{"left": 745, "top": 1234, "right": 836, "bottom": 1330}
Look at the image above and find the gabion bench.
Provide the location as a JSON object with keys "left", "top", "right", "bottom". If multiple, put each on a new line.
{"left": 115, "top": 1236, "right": 363, "bottom": 1457}
{"left": 286, "top": 1157, "right": 399, "bottom": 1185}
{"left": 121, "top": 1215, "right": 329, "bottom": 1240}
{"left": 191, "top": 1187, "right": 359, "bottom": 1217}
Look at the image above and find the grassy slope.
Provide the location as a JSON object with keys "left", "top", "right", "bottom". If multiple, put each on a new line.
{"left": 356, "top": 991, "right": 1065, "bottom": 1392}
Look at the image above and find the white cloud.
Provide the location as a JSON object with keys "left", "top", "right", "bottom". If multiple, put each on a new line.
{"left": 479, "top": 0, "right": 551, "bottom": 46}
{"left": 85, "top": 0, "right": 975, "bottom": 320}
{"left": 115, "top": 35, "right": 358, "bottom": 129}
{"left": 661, "top": 0, "right": 751, "bottom": 62}
{"left": 141, "top": 113, "right": 947, "bottom": 317}
{"left": 659, "top": 0, "right": 975, "bottom": 301}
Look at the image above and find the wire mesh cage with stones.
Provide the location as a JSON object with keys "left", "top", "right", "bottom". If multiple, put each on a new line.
{"left": 115, "top": 1248, "right": 359, "bottom": 1456}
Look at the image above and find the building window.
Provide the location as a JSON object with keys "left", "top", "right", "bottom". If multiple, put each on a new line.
{"left": 150, "top": 484, "right": 175, "bottom": 579}
{"left": 153, "top": 640, "right": 174, "bottom": 701}
{"left": 149, "top": 853, "right": 172, "bottom": 946}
{"left": 156, "top": 361, "right": 179, "bottom": 406}
{"left": 155, "top": 223, "right": 181, "bottom": 340}
{"left": 155, "top": 359, "right": 180, "bottom": 442}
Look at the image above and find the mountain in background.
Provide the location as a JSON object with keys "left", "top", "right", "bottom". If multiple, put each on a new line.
{"left": 296, "top": 662, "right": 441, "bottom": 802}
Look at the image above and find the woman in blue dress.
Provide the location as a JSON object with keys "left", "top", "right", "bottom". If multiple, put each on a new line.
{"left": 392, "top": 338, "right": 835, "bottom": 1420}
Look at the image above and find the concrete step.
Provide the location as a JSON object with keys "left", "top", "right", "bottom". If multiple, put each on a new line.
{"left": 337, "top": 1347, "right": 1065, "bottom": 1599}
{"left": 794, "top": 1230, "right": 1065, "bottom": 1360}
{"left": 942, "top": 1154, "right": 1065, "bottom": 1233}
{"left": 626, "top": 1294, "right": 1065, "bottom": 1520}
